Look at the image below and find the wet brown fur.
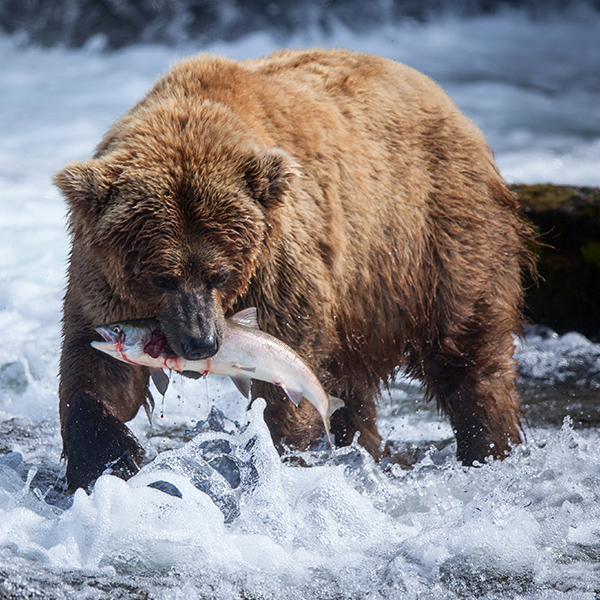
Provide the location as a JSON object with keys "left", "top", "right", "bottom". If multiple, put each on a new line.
{"left": 55, "top": 49, "right": 535, "bottom": 489}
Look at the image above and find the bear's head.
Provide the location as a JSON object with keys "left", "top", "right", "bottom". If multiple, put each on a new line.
{"left": 55, "top": 98, "right": 299, "bottom": 360}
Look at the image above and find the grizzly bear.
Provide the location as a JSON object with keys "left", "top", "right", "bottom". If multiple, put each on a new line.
{"left": 54, "top": 48, "right": 534, "bottom": 491}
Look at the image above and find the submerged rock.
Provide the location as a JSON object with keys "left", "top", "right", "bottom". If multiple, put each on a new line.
{"left": 0, "top": 361, "right": 28, "bottom": 394}
{"left": 440, "top": 551, "right": 534, "bottom": 597}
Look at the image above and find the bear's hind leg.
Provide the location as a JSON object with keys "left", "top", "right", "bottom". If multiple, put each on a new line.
{"left": 420, "top": 298, "right": 523, "bottom": 465}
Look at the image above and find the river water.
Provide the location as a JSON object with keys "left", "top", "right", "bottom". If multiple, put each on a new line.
{"left": 0, "top": 5, "right": 599, "bottom": 598}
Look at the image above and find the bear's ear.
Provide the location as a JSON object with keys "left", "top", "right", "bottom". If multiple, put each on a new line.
{"left": 53, "top": 159, "right": 117, "bottom": 219}
{"left": 244, "top": 148, "right": 300, "bottom": 208}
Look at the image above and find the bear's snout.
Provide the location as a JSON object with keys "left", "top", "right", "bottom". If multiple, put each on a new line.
{"left": 157, "top": 288, "right": 224, "bottom": 361}
{"left": 163, "top": 316, "right": 222, "bottom": 361}
{"left": 179, "top": 330, "right": 219, "bottom": 360}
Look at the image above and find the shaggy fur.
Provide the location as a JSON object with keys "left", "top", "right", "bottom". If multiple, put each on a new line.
{"left": 55, "top": 49, "right": 535, "bottom": 490}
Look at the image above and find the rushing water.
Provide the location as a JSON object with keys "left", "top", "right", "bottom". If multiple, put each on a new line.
{"left": 0, "top": 4, "right": 599, "bottom": 598}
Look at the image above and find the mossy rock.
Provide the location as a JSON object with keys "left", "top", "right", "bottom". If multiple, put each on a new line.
{"left": 512, "top": 184, "right": 600, "bottom": 341}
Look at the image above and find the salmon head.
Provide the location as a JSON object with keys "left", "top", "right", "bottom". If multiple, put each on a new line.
{"left": 92, "top": 318, "right": 176, "bottom": 362}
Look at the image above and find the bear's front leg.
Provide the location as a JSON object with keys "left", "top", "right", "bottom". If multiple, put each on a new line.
{"left": 59, "top": 329, "right": 149, "bottom": 491}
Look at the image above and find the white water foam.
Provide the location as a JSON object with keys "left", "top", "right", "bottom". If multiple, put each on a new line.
{"left": 1, "top": 396, "right": 600, "bottom": 598}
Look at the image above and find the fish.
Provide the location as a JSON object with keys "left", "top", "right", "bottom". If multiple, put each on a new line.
{"left": 91, "top": 308, "right": 344, "bottom": 449}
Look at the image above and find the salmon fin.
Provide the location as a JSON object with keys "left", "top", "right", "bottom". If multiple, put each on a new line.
{"left": 230, "top": 307, "right": 260, "bottom": 329}
{"left": 150, "top": 368, "right": 170, "bottom": 396}
{"left": 182, "top": 370, "right": 202, "bottom": 380}
{"left": 282, "top": 386, "right": 304, "bottom": 407}
{"left": 144, "top": 389, "right": 155, "bottom": 424}
{"left": 327, "top": 395, "right": 345, "bottom": 417}
{"left": 231, "top": 376, "right": 252, "bottom": 399}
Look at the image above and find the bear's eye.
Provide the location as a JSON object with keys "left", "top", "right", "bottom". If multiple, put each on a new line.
{"left": 206, "top": 267, "right": 230, "bottom": 288}
{"left": 152, "top": 274, "right": 179, "bottom": 292}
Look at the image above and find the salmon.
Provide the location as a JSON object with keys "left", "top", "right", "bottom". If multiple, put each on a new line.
{"left": 91, "top": 308, "right": 344, "bottom": 449}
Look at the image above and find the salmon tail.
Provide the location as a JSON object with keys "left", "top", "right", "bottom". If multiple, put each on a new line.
{"left": 327, "top": 395, "right": 344, "bottom": 417}
{"left": 322, "top": 395, "right": 344, "bottom": 452}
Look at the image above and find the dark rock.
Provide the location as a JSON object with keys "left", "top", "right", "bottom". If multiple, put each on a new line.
{"left": 147, "top": 479, "right": 183, "bottom": 498}
{"left": 514, "top": 184, "right": 600, "bottom": 342}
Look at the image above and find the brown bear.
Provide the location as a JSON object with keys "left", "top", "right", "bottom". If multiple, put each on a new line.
{"left": 54, "top": 48, "right": 534, "bottom": 491}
